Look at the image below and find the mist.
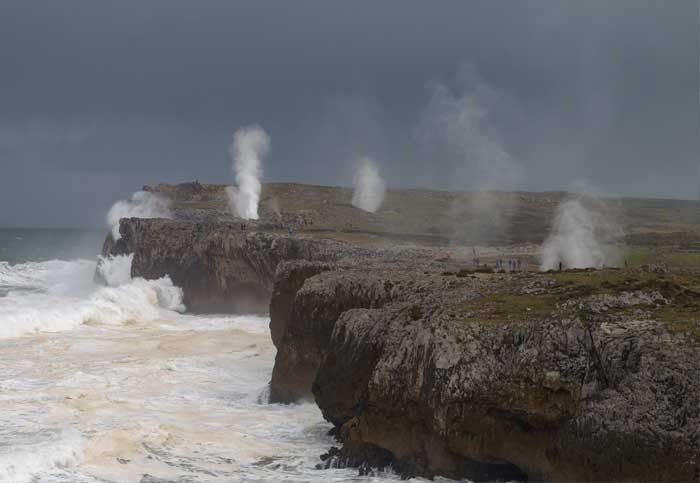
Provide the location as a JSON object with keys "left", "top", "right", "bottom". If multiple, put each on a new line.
{"left": 418, "top": 65, "right": 523, "bottom": 244}
{"left": 106, "top": 191, "right": 172, "bottom": 240}
{"left": 351, "top": 157, "right": 386, "bottom": 213}
{"left": 539, "top": 195, "right": 624, "bottom": 270}
{"left": 225, "top": 125, "right": 270, "bottom": 220}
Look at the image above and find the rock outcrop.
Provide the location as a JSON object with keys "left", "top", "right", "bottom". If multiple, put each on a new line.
{"left": 270, "top": 264, "right": 700, "bottom": 482}
{"left": 101, "top": 218, "right": 361, "bottom": 313}
{"left": 269, "top": 265, "right": 400, "bottom": 402}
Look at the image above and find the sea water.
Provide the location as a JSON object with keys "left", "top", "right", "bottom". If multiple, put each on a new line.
{"left": 0, "top": 228, "right": 453, "bottom": 482}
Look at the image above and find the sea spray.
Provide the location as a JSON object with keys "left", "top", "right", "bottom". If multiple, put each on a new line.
{"left": 107, "top": 191, "right": 172, "bottom": 240}
{"left": 540, "top": 197, "right": 624, "bottom": 270}
{"left": 0, "top": 257, "right": 185, "bottom": 339}
{"left": 0, "top": 259, "right": 96, "bottom": 296}
{"left": 226, "top": 125, "right": 270, "bottom": 220}
{"left": 96, "top": 254, "right": 134, "bottom": 287}
{"left": 351, "top": 157, "right": 386, "bottom": 213}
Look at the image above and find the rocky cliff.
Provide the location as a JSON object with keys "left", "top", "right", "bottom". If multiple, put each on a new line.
{"left": 269, "top": 264, "right": 400, "bottom": 402}
{"left": 98, "top": 181, "right": 700, "bottom": 482}
{"left": 102, "top": 217, "right": 364, "bottom": 313}
{"left": 270, "top": 262, "right": 700, "bottom": 482}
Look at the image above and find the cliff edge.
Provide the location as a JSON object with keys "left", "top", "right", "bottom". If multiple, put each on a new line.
{"left": 270, "top": 261, "right": 700, "bottom": 482}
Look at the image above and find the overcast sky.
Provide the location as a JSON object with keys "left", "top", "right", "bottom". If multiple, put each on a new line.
{"left": 0, "top": 0, "right": 698, "bottom": 227}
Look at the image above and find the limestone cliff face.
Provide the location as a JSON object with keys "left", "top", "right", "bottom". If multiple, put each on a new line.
{"left": 316, "top": 307, "right": 698, "bottom": 481}
{"left": 102, "top": 218, "right": 351, "bottom": 313}
{"left": 269, "top": 265, "right": 700, "bottom": 482}
{"left": 268, "top": 265, "right": 400, "bottom": 402}
{"left": 100, "top": 213, "right": 699, "bottom": 482}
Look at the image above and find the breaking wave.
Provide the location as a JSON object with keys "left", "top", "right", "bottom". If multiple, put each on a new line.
{"left": 0, "top": 256, "right": 185, "bottom": 339}
{"left": 0, "top": 428, "right": 84, "bottom": 482}
{"left": 0, "top": 253, "right": 430, "bottom": 482}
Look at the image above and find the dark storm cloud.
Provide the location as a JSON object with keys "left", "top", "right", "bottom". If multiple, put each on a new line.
{"left": 0, "top": 0, "right": 697, "bottom": 227}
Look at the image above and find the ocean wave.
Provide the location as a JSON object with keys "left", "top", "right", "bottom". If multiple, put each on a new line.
{"left": 0, "top": 257, "right": 185, "bottom": 339}
{"left": 0, "top": 259, "right": 95, "bottom": 296}
{"left": 0, "top": 427, "right": 84, "bottom": 483}
{"left": 95, "top": 254, "right": 133, "bottom": 287}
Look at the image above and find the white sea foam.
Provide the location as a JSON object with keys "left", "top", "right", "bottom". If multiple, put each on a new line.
{"left": 0, "top": 257, "right": 184, "bottom": 339}
{"left": 0, "top": 311, "right": 413, "bottom": 483}
{"left": 0, "top": 257, "right": 433, "bottom": 482}
{"left": 96, "top": 254, "right": 134, "bottom": 287}
{"left": 0, "top": 259, "right": 95, "bottom": 295}
{"left": 0, "top": 428, "right": 84, "bottom": 483}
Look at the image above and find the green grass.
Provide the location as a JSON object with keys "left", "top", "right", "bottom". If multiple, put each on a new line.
{"left": 624, "top": 247, "right": 700, "bottom": 268}
{"left": 550, "top": 269, "right": 699, "bottom": 297}
{"left": 624, "top": 247, "right": 653, "bottom": 266}
{"left": 665, "top": 252, "right": 700, "bottom": 267}
{"left": 547, "top": 269, "right": 631, "bottom": 298}
{"left": 550, "top": 269, "right": 700, "bottom": 338}
{"left": 461, "top": 294, "right": 558, "bottom": 324}
{"left": 662, "top": 317, "right": 700, "bottom": 340}
{"left": 456, "top": 268, "right": 700, "bottom": 338}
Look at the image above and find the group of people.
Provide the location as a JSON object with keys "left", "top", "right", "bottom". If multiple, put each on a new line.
{"left": 495, "top": 258, "right": 521, "bottom": 272}
{"left": 470, "top": 248, "right": 523, "bottom": 272}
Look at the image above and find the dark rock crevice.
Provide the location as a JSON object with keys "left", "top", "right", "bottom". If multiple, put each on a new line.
{"left": 269, "top": 272, "right": 398, "bottom": 403}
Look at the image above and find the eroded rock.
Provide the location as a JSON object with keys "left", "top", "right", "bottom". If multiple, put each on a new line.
{"left": 270, "top": 263, "right": 700, "bottom": 481}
